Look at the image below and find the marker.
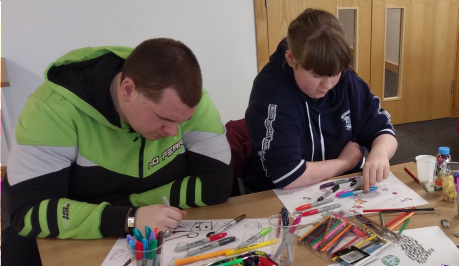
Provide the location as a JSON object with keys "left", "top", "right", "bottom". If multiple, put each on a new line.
{"left": 225, "top": 239, "right": 278, "bottom": 256}
{"left": 133, "top": 228, "right": 144, "bottom": 241}
{"left": 153, "top": 232, "right": 163, "bottom": 266}
{"left": 338, "top": 187, "right": 378, "bottom": 197}
{"left": 295, "top": 198, "right": 334, "bottom": 211}
{"left": 320, "top": 177, "right": 357, "bottom": 189}
{"left": 174, "top": 249, "right": 232, "bottom": 266}
{"left": 135, "top": 241, "right": 143, "bottom": 266}
{"left": 221, "top": 258, "right": 243, "bottom": 266}
{"left": 317, "top": 185, "right": 340, "bottom": 201}
{"left": 213, "top": 214, "right": 246, "bottom": 235}
{"left": 146, "top": 239, "right": 157, "bottom": 266}
{"left": 175, "top": 233, "right": 227, "bottom": 252}
{"left": 301, "top": 203, "right": 342, "bottom": 216}
{"left": 186, "top": 236, "right": 236, "bottom": 256}
{"left": 236, "top": 227, "right": 270, "bottom": 248}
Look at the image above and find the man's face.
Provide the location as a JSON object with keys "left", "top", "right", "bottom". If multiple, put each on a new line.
{"left": 122, "top": 87, "right": 196, "bottom": 140}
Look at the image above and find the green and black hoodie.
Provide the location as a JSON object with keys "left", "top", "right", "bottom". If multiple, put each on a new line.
{"left": 4, "top": 46, "right": 233, "bottom": 239}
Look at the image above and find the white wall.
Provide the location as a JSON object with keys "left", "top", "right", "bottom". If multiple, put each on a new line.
{"left": 1, "top": 0, "right": 258, "bottom": 165}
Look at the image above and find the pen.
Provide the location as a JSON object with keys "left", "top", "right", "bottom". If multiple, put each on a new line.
{"left": 213, "top": 214, "right": 246, "bottom": 235}
{"left": 153, "top": 231, "right": 163, "bottom": 266}
{"left": 236, "top": 227, "right": 271, "bottom": 248}
{"left": 295, "top": 198, "right": 334, "bottom": 211}
{"left": 337, "top": 187, "right": 378, "bottom": 197}
{"left": 319, "top": 177, "right": 357, "bottom": 189}
{"left": 142, "top": 238, "right": 149, "bottom": 266}
{"left": 301, "top": 203, "right": 341, "bottom": 216}
{"left": 404, "top": 167, "right": 421, "bottom": 184}
{"left": 186, "top": 236, "right": 236, "bottom": 256}
{"left": 174, "top": 249, "right": 232, "bottom": 266}
{"left": 175, "top": 233, "right": 227, "bottom": 252}
{"left": 273, "top": 215, "right": 302, "bottom": 262}
{"left": 145, "top": 226, "right": 152, "bottom": 241}
{"left": 317, "top": 185, "right": 340, "bottom": 201}
{"left": 162, "top": 196, "right": 173, "bottom": 237}
{"left": 133, "top": 228, "right": 144, "bottom": 241}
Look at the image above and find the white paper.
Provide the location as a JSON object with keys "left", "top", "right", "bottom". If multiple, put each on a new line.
{"left": 273, "top": 172, "right": 429, "bottom": 225}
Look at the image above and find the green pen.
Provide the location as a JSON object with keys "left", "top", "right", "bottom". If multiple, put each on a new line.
{"left": 236, "top": 227, "right": 271, "bottom": 249}
{"left": 146, "top": 239, "right": 158, "bottom": 266}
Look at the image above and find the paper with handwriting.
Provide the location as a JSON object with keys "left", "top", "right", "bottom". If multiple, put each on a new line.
{"left": 273, "top": 172, "right": 429, "bottom": 225}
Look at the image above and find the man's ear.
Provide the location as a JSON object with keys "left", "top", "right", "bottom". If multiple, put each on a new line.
{"left": 120, "top": 77, "right": 136, "bottom": 102}
{"left": 285, "top": 50, "right": 296, "bottom": 67}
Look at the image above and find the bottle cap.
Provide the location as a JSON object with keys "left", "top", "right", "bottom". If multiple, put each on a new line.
{"left": 438, "top": 147, "right": 450, "bottom": 154}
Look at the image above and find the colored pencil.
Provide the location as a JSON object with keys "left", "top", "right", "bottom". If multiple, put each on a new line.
{"left": 384, "top": 207, "right": 415, "bottom": 227}
{"left": 404, "top": 167, "right": 421, "bottom": 184}
{"left": 363, "top": 207, "right": 434, "bottom": 213}
{"left": 299, "top": 215, "right": 331, "bottom": 241}
{"left": 398, "top": 218, "right": 410, "bottom": 235}
{"left": 389, "top": 211, "right": 415, "bottom": 230}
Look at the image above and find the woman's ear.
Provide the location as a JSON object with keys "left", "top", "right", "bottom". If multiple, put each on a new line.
{"left": 285, "top": 50, "right": 295, "bottom": 67}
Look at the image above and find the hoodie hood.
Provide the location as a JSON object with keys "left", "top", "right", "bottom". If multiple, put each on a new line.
{"left": 45, "top": 46, "right": 133, "bottom": 128}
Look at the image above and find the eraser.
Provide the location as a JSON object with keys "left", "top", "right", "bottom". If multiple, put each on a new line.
{"left": 423, "top": 181, "right": 434, "bottom": 192}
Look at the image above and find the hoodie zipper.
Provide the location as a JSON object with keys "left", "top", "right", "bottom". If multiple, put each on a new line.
{"left": 134, "top": 136, "right": 146, "bottom": 178}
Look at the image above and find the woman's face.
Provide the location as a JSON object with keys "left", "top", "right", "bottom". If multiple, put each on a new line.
{"left": 292, "top": 67, "right": 341, "bottom": 99}
{"left": 285, "top": 49, "right": 341, "bottom": 99}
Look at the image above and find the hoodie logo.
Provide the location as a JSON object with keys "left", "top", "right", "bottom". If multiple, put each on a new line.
{"left": 341, "top": 110, "right": 352, "bottom": 131}
{"left": 62, "top": 202, "right": 71, "bottom": 228}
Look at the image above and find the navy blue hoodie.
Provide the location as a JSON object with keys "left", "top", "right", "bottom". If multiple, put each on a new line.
{"left": 244, "top": 39, "right": 395, "bottom": 192}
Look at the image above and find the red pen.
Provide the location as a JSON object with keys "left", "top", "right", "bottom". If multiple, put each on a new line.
{"left": 301, "top": 203, "right": 341, "bottom": 216}
{"left": 295, "top": 198, "right": 334, "bottom": 211}
{"left": 258, "top": 256, "right": 278, "bottom": 266}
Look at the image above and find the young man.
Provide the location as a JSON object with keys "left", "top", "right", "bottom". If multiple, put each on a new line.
{"left": 3, "top": 38, "right": 233, "bottom": 265}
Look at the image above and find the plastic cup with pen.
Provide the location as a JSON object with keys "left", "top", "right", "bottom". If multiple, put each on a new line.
{"left": 267, "top": 212, "right": 301, "bottom": 266}
{"left": 126, "top": 230, "right": 163, "bottom": 266}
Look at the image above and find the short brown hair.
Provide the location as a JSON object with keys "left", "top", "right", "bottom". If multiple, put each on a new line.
{"left": 287, "top": 8, "right": 351, "bottom": 76}
{"left": 121, "top": 38, "right": 202, "bottom": 107}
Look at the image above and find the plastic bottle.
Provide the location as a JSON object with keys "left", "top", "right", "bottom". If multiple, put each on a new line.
{"left": 434, "top": 147, "right": 451, "bottom": 190}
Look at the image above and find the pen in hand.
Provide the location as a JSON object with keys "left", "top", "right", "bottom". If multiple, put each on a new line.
{"left": 162, "top": 196, "right": 173, "bottom": 237}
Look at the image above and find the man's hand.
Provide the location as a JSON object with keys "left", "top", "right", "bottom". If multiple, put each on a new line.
{"left": 134, "top": 205, "right": 187, "bottom": 236}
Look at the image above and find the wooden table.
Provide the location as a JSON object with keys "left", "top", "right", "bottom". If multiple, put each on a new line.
{"left": 37, "top": 162, "right": 459, "bottom": 265}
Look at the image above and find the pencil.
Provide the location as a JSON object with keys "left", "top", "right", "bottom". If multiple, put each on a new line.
{"left": 363, "top": 207, "right": 434, "bottom": 213}
{"left": 320, "top": 223, "right": 353, "bottom": 252}
{"left": 398, "top": 218, "right": 410, "bottom": 235}
{"left": 404, "top": 167, "right": 421, "bottom": 184}
{"left": 389, "top": 211, "right": 415, "bottom": 230}
{"left": 299, "top": 215, "right": 331, "bottom": 241}
{"left": 384, "top": 207, "right": 415, "bottom": 227}
{"left": 319, "top": 216, "right": 333, "bottom": 249}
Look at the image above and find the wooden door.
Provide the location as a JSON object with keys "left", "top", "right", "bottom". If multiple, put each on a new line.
{"left": 371, "top": 0, "right": 459, "bottom": 124}
{"left": 254, "top": 0, "right": 459, "bottom": 124}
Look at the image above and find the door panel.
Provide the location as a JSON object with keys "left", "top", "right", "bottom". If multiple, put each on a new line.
{"left": 371, "top": 0, "right": 459, "bottom": 124}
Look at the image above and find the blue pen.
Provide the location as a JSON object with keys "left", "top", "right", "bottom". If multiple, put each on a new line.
{"left": 133, "top": 228, "right": 144, "bottom": 241}
{"left": 145, "top": 226, "right": 152, "bottom": 241}
{"left": 338, "top": 187, "right": 378, "bottom": 197}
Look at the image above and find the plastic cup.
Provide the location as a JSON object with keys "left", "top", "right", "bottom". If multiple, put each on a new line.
{"left": 268, "top": 214, "right": 300, "bottom": 266}
{"left": 127, "top": 241, "right": 162, "bottom": 266}
{"left": 415, "top": 155, "right": 436, "bottom": 183}
{"left": 443, "top": 162, "right": 459, "bottom": 203}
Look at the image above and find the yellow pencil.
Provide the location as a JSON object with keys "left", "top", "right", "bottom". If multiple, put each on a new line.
{"left": 225, "top": 239, "right": 278, "bottom": 256}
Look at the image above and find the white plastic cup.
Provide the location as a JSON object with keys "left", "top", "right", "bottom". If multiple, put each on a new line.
{"left": 415, "top": 155, "right": 436, "bottom": 183}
